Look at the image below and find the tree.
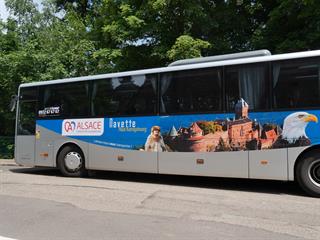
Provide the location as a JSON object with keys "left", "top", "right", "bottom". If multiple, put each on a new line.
{"left": 253, "top": 0, "right": 320, "bottom": 53}
{"left": 54, "top": 0, "right": 94, "bottom": 18}
{"left": 0, "top": 0, "right": 100, "bottom": 136}
{"left": 90, "top": 0, "right": 213, "bottom": 69}
{"left": 167, "top": 35, "right": 210, "bottom": 61}
{"left": 2, "top": 0, "right": 320, "bottom": 139}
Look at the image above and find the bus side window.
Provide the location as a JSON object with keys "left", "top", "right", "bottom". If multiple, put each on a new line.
{"left": 40, "top": 82, "right": 89, "bottom": 118}
{"left": 92, "top": 74, "right": 157, "bottom": 117}
{"left": 225, "top": 63, "right": 269, "bottom": 112}
{"left": 273, "top": 58, "right": 320, "bottom": 109}
{"left": 160, "top": 68, "right": 222, "bottom": 114}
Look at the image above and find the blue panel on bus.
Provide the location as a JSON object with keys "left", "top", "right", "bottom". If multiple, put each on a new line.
{"left": 36, "top": 99, "right": 320, "bottom": 152}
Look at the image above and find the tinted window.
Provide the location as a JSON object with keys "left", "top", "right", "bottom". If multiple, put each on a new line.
{"left": 39, "top": 82, "right": 89, "bottom": 118}
{"left": 225, "top": 63, "right": 269, "bottom": 111}
{"left": 92, "top": 74, "right": 157, "bottom": 116}
{"left": 18, "top": 87, "right": 37, "bottom": 135}
{"left": 20, "top": 87, "right": 37, "bottom": 101}
{"left": 273, "top": 58, "right": 320, "bottom": 109}
{"left": 160, "top": 68, "right": 222, "bottom": 114}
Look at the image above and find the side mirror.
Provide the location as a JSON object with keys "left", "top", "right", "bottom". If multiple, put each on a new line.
{"left": 9, "top": 95, "right": 18, "bottom": 112}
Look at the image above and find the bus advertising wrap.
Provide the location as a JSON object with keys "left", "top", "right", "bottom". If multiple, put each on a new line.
{"left": 37, "top": 99, "right": 320, "bottom": 152}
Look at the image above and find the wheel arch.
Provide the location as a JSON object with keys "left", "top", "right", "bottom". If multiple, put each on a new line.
{"left": 56, "top": 142, "right": 85, "bottom": 167}
{"left": 294, "top": 144, "right": 320, "bottom": 180}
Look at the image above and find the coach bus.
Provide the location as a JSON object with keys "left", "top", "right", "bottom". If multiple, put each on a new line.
{"left": 14, "top": 49, "right": 320, "bottom": 197}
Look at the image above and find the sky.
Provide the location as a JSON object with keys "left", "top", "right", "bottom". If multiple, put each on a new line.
{"left": 0, "top": 0, "right": 9, "bottom": 21}
{"left": 0, "top": 0, "right": 42, "bottom": 21}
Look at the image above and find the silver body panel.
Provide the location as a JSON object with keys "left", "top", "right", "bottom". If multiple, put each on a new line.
{"left": 35, "top": 126, "right": 54, "bottom": 167}
{"left": 249, "top": 149, "right": 288, "bottom": 180}
{"left": 14, "top": 123, "right": 309, "bottom": 181}
{"left": 158, "top": 151, "right": 248, "bottom": 178}
{"left": 89, "top": 144, "right": 157, "bottom": 173}
{"left": 15, "top": 135, "right": 35, "bottom": 167}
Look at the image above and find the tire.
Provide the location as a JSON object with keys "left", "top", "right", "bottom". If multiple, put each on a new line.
{"left": 296, "top": 151, "right": 320, "bottom": 197}
{"left": 57, "top": 145, "right": 87, "bottom": 177}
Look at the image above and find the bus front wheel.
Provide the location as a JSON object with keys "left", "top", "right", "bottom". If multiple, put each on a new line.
{"left": 57, "top": 145, "right": 87, "bottom": 177}
{"left": 296, "top": 152, "right": 320, "bottom": 197}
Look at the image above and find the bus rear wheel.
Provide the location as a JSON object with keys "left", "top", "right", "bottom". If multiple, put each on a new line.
{"left": 57, "top": 145, "right": 87, "bottom": 177}
{"left": 296, "top": 152, "right": 320, "bottom": 197}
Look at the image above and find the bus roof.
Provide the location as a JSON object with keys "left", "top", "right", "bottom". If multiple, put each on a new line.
{"left": 20, "top": 49, "right": 320, "bottom": 88}
{"left": 168, "top": 49, "right": 271, "bottom": 66}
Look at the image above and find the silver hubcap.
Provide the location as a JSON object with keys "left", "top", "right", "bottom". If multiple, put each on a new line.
{"left": 64, "top": 152, "right": 82, "bottom": 172}
{"left": 308, "top": 160, "right": 320, "bottom": 187}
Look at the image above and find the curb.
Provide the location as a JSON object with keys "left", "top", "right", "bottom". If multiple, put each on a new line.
{"left": 0, "top": 160, "right": 17, "bottom": 166}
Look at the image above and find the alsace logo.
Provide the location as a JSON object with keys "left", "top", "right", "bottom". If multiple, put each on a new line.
{"left": 62, "top": 118, "right": 104, "bottom": 136}
{"left": 64, "top": 121, "right": 77, "bottom": 133}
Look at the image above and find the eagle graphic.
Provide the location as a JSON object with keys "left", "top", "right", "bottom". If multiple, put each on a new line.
{"left": 273, "top": 112, "right": 318, "bottom": 148}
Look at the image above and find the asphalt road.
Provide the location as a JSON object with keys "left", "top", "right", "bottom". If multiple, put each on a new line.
{"left": 0, "top": 164, "right": 320, "bottom": 240}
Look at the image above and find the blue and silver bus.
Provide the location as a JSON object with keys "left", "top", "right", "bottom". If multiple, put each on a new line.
{"left": 15, "top": 49, "right": 320, "bottom": 197}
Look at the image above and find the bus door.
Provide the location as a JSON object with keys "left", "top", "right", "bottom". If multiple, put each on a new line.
{"left": 15, "top": 87, "right": 37, "bottom": 166}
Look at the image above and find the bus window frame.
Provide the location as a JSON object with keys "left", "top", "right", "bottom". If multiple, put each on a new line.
{"left": 270, "top": 56, "right": 320, "bottom": 112}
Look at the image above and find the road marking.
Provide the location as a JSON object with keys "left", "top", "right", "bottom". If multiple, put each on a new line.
{"left": 0, "top": 236, "right": 18, "bottom": 240}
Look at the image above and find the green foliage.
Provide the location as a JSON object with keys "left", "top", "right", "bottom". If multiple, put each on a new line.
{"left": 1, "top": 0, "right": 320, "bottom": 140}
{"left": 167, "top": 35, "right": 210, "bottom": 61}
{"left": 0, "top": 0, "right": 101, "bottom": 136}
{"left": 252, "top": 0, "right": 320, "bottom": 52}
{"left": 0, "top": 136, "right": 14, "bottom": 159}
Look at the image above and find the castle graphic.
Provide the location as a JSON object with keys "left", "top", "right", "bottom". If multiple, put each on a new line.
{"left": 164, "top": 99, "right": 282, "bottom": 152}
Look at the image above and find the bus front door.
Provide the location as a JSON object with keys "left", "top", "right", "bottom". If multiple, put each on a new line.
{"left": 15, "top": 88, "right": 37, "bottom": 166}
